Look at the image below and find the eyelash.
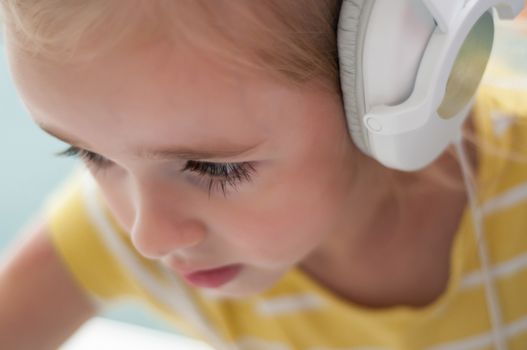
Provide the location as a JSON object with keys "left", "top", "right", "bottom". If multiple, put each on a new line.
{"left": 56, "top": 146, "right": 256, "bottom": 197}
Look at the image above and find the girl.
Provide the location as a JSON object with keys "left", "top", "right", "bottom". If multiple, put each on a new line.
{"left": 1, "top": 1, "right": 527, "bottom": 349}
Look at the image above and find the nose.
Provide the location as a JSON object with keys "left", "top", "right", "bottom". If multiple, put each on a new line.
{"left": 129, "top": 177, "right": 206, "bottom": 259}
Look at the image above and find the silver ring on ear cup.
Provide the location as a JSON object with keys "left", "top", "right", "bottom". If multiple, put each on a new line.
{"left": 337, "top": 0, "right": 376, "bottom": 157}
{"left": 438, "top": 11, "right": 494, "bottom": 120}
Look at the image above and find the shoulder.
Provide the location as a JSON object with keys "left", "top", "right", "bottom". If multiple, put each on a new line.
{"left": 471, "top": 64, "right": 527, "bottom": 196}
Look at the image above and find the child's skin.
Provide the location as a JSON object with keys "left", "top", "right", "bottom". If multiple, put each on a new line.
{"left": 0, "top": 10, "right": 477, "bottom": 348}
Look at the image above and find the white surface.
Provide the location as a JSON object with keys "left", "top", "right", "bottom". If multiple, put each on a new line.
{"left": 61, "top": 317, "right": 215, "bottom": 350}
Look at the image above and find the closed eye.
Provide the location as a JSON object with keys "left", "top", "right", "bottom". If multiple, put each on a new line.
{"left": 56, "top": 146, "right": 113, "bottom": 168}
{"left": 56, "top": 146, "right": 257, "bottom": 197}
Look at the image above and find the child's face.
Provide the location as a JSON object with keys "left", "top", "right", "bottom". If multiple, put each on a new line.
{"left": 7, "top": 38, "right": 359, "bottom": 297}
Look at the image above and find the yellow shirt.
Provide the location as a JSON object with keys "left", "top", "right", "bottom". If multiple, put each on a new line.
{"left": 45, "top": 81, "right": 527, "bottom": 350}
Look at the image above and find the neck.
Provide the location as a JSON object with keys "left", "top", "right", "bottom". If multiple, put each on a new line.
{"left": 299, "top": 116, "right": 478, "bottom": 308}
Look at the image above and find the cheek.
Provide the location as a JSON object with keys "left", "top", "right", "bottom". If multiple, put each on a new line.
{"left": 225, "top": 194, "right": 345, "bottom": 266}
{"left": 93, "top": 173, "right": 136, "bottom": 234}
{"left": 225, "top": 159, "right": 354, "bottom": 264}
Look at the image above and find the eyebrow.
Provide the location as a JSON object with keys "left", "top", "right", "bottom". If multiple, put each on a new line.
{"left": 39, "top": 124, "right": 262, "bottom": 160}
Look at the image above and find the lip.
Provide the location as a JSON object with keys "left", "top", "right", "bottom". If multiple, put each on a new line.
{"left": 182, "top": 264, "right": 242, "bottom": 288}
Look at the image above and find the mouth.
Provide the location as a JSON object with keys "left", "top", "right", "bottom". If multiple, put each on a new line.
{"left": 181, "top": 264, "right": 243, "bottom": 289}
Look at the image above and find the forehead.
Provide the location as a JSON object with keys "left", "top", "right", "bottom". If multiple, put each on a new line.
{"left": 7, "top": 37, "right": 337, "bottom": 159}
{"left": 10, "top": 40, "right": 278, "bottom": 140}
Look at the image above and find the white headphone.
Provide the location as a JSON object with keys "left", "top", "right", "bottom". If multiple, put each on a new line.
{"left": 338, "top": 0, "right": 524, "bottom": 171}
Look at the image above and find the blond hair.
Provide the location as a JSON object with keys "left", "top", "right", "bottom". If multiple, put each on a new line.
{"left": 0, "top": 0, "right": 341, "bottom": 89}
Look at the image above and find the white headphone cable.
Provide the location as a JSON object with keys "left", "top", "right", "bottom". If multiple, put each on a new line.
{"left": 452, "top": 129, "right": 507, "bottom": 350}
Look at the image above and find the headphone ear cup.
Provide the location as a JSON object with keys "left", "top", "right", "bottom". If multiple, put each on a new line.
{"left": 338, "top": 0, "right": 375, "bottom": 156}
